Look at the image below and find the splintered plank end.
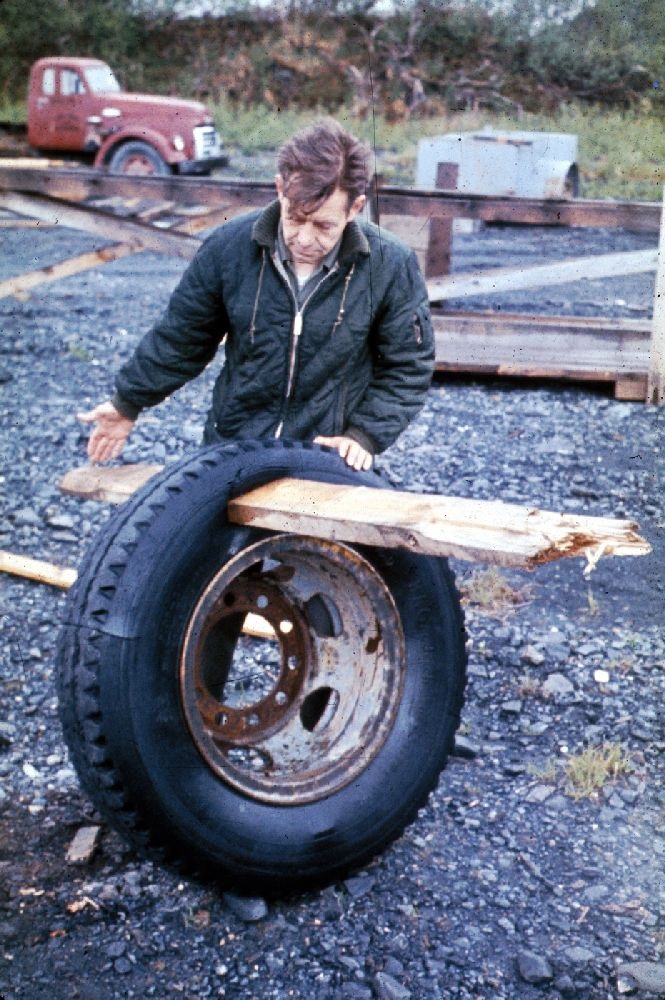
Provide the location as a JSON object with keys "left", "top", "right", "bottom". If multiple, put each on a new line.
{"left": 56, "top": 464, "right": 651, "bottom": 570}
{"left": 227, "top": 479, "right": 651, "bottom": 569}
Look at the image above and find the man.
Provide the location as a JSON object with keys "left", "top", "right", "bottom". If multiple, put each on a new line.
{"left": 79, "top": 119, "right": 434, "bottom": 471}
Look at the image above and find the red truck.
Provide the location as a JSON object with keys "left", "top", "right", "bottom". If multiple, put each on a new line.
{"left": 27, "top": 56, "right": 227, "bottom": 175}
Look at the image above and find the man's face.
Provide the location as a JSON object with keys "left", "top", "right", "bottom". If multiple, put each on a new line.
{"left": 276, "top": 175, "right": 365, "bottom": 268}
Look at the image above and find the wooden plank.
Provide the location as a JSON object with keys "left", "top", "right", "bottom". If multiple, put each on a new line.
{"left": 0, "top": 218, "right": 54, "bottom": 228}
{"left": 0, "top": 543, "right": 275, "bottom": 638}
{"left": 0, "top": 164, "right": 275, "bottom": 209}
{"left": 614, "top": 376, "right": 649, "bottom": 401}
{"left": 175, "top": 203, "right": 257, "bottom": 234}
{"left": 432, "top": 311, "right": 650, "bottom": 380}
{"left": 0, "top": 549, "right": 77, "bottom": 589}
{"left": 647, "top": 188, "right": 665, "bottom": 405}
{"left": 59, "top": 463, "right": 164, "bottom": 504}
{"left": 0, "top": 190, "right": 202, "bottom": 259}
{"left": 57, "top": 464, "right": 649, "bottom": 569}
{"left": 135, "top": 200, "right": 177, "bottom": 220}
{"left": 0, "top": 203, "right": 235, "bottom": 300}
{"left": 0, "top": 243, "right": 140, "bottom": 299}
{"left": 227, "top": 479, "right": 650, "bottom": 569}
{"left": 0, "top": 164, "right": 660, "bottom": 230}
{"left": 0, "top": 157, "right": 66, "bottom": 168}
{"left": 428, "top": 249, "right": 657, "bottom": 302}
{"left": 374, "top": 187, "right": 661, "bottom": 232}
{"left": 424, "top": 162, "right": 458, "bottom": 278}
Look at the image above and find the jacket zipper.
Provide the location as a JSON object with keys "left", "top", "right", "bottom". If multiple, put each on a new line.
{"left": 273, "top": 259, "right": 339, "bottom": 439}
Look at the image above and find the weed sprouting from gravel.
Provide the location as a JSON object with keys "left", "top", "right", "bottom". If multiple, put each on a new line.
{"left": 527, "top": 743, "right": 634, "bottom": 800}
{"left": 515, "top": 670, "right": 541, "bottom": 698}
{"left": 460, "top": 567, "right": 532, "bottom": 617}
{"left": 563, "top": 742, "right": 634, "bottom": 800}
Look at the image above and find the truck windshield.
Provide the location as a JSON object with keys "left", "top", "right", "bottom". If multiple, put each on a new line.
{"left": 84, "top": 65, "right": 122, "bottom": 94}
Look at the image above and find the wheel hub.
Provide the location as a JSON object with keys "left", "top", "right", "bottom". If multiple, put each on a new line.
{"left": 180, "top": 535, "right": 405, "bottom": 804}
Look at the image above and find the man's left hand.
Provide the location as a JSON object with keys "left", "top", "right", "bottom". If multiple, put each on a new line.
{"left": 314, "top": 435, "right": 373, "bottom": 471}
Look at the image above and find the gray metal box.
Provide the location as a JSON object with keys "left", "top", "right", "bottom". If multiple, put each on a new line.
{"left": 416, "top": 128, "right": 579, "bottom": 199}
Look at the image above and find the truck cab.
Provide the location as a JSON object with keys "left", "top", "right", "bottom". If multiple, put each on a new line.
{"left": 27, "top": 57, "right": 227, "bottom": 175}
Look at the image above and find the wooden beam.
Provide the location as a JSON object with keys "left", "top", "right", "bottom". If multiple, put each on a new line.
{"left": 614, "top": 376, "right": 649, "bottom": 401}
{"left": 428, "top": 249, "right": 657, "bottom": 302}
{"left": 647, "top": 188, "right": 665, "bottom": 405}
{"left": 0, "top": 164, "right": 275, "bottom": 209}
{"left": 432, "top": 311, "right": 650, "bottom": 384}
{"left": 0, "top": 200, "right": 237, "bottom": 300}
{"left": 57, "top": 464, "right": 650, "bottom": 570}
{"left": 0, "top": 243, "right": 140, "bottom": 299}
{"left": 374, "top": 187, "right": 661, "bottom": 232}
{"left": 0, "top": 190, "right": 201, "bottom": 259}
{"left": 0, "top": 549, "right": 77, "bottom": 589}
{"left": 0, "top": 218, "right": 54, "bottom": 228}
{"left": 227, "top": 479, "right": 650, "bottom": 569}
{"left": 424, "top": 162, "right": 458, "bottom": 278}
{"left": 0, "top": 164, "right": 660, "bottom": 230}
{"left": 0, "top": 544, "right": 275, "bottom": 637}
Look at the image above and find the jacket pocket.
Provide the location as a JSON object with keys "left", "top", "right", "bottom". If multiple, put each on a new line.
{"left": 414, "top": 302, "right": 434, "bottom": 349}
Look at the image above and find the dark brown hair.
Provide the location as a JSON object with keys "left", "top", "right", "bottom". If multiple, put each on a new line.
{"left": 277, "top": 119, "right": 369, "bottom": 211}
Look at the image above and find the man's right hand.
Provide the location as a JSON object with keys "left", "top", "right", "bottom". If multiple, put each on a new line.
{"left": 77, "top": 401, "right": 135, "bottom": 464}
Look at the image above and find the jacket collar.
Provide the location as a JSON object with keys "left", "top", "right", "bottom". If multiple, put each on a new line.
{"left": 252, "top": 199, "right": 370, "bottom": 262}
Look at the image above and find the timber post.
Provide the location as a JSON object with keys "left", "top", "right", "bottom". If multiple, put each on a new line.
{"left": 647, "top": 186, "right": 665, "bottom": 405}
{"left": 424, "top": 161, "right": 458, "bottom": 278}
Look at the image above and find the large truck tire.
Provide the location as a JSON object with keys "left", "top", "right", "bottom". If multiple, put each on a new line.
{"left": 108, "top": 140, "right": 171, "bottom": 175}
{"left": 56, "top": 441, "right": 467, "bottom": 891}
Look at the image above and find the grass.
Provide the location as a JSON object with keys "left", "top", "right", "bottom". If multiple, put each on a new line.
{"left": 209, "top": 98, "right": 665, "bottom": 201}
{"left": 529, "top": 742, "right": 634, "bottom": 800}
{"left": 4, "top": 90, "right": 663, "bottom": 201}
{"left": 0, "top": 97, "right": 26, "bottom": 125}
{"left": 460, "top": 566, "right": 532, "bottom": 617}
{"left": 564, "top": 742, "right": 633, "bottom": 800}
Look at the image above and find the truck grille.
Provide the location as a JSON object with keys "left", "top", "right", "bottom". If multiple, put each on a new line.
{"left": 193, "top": 125, "right": 221, "bottom": 160}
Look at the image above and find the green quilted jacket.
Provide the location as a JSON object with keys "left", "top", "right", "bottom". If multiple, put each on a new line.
{"left": 113, "top": 200, "right": 434, "bottom": 455}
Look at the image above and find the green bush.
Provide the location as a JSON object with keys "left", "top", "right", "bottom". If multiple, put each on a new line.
{"left": 0, "top": 0, "right": 151, "bottom": 101}
{"left": 2, "top": 0, "right": 663, "bottom": 125}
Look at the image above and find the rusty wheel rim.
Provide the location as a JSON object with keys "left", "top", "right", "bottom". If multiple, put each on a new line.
{"left": 180, "top": 535, "right": 405, "bottom": 804}
{"left": 121, "top": 154, "right": 158, "bottom": 174}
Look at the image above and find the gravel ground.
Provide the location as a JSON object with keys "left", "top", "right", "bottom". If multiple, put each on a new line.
{"left": 0, "top": 209, "right": 663, "bottom": 1000}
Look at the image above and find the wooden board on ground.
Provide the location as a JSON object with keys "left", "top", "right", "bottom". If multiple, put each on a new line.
{"left": 432, "top": 311, "right": 650, "bottom": 399}
{"left": 0, "top": 545, "right": 275, "bottom": 639}
{"left": 58, "top": 464, "right": 650, "bottom": 570}
{"left": 0, "top": 201, "right": 241, "bottom": 300}
{"left": 427, "top": 249, "right": 657, "bottom": 302}
{"left": 0, "top": 549, "right": 77, "bottom": 589}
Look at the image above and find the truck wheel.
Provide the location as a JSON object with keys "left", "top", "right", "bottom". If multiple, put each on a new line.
{"left": 56, "top": 441, "right": 467, "bottom": 890}
{"left": 108, "top": 140, "right": 171, "bottom": 175}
